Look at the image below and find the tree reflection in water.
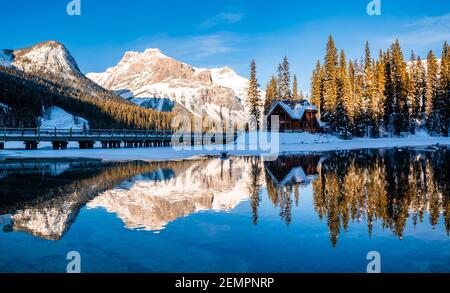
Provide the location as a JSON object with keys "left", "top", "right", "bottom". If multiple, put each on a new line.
{"left": 265, "top": 148, "right": 450, "bottom": 246}
{"left": 0, "top": 148, "right": 449, "bottom": 247}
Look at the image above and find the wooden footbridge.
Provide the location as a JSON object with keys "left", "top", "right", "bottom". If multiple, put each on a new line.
{"left": 0, "top": 128, "right": 238, "bottom": 150}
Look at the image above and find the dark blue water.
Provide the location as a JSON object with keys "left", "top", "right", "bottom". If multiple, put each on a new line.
{"left": 0, "top": 149, "right": 449, "bottom": 272}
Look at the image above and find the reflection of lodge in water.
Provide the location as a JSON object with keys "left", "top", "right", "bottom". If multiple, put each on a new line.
{"left": 265, "top": 155, "right": 321, "bottom": 187}
{"left": 264, "top": 155, "right": 321, "bottom": 225}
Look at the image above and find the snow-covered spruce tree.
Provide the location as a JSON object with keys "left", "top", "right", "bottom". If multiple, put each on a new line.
{"left": 298, "top": 90, "right": 305, "bottom": 100}
{"left": 347, "top": 60, "right": 356, "bottom": 121}
{"left": 292, "top": 74, "right": 299, "bottom": 100}
{"left": 410, "top": 54, "right": 427, "bottom": 124}
{"left": 406, "top": 51, "right": 418, "bottom": 134}
{"left": 439, "top": 41, "right": 450, "bottom": 136}
{"left": 335, "top": 49, "right": 352, "bottom": 138}
{"left": 282, "top": 56, "right": 292, "bottom": 100}
{"left": 387, "top": 40, "right": 409, "bottom": 136}
{"left": 383, "top": 49, "right": 395, "bottom": 135}
{"left": 276, "top": 63, "right": 283, "bottom": 99}
{"left": 323, "top": 36, "right": 338, "bottom": 123}
{"left": 335, "top": 99, "right": 351, "bottom": 139}
{"left": 363, "top": 41, "right": 379, "bottom": 137}
{"left": 310, "top": 61, "right": 324, "bottom": 114}
{"left": 264, "top": 76, "right": 277, "bottom": 114}
{"left": 277, "top": 56, "right": 292, "bottom": 101}
{"left": 370, "top": 58, "right": 382, "bottom": 136}
{"left": 352, "top": 59, "right": 366, "bottom": 137}
{"left": 425, "top": 50, "right": 440, "bottom": 134}
{"left": 373, "top": 51, "right": 386, "bottom": 136}
{"left": 372, "top": 57, "right": 385, "bottom": 137}
{"left": 246, "top": 60, "right": 262, "bottom": 130}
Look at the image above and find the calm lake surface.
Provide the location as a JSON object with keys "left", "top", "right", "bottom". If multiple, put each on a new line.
{"left": 0, "top": 148, "right": 449, "bottom": 272}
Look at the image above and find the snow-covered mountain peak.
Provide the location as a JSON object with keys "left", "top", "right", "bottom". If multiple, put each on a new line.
{"left": 120, "top": 48, "right": 173, "bottom": 65}
{"left": 214, "top": 66, "right": 233, "bottom": 74}
{"left": 87, "top": 48, "right": 257, "bottom": 122}
{"left": 11, "top": 41, "right": 81, "bottom": 76}
{"left": 143, "top": 48, "right": 166, "bottom": 57}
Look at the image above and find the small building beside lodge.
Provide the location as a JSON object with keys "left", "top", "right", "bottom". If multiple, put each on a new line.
{"left": 266, "top": 100, "right": 323, "bottom": 133}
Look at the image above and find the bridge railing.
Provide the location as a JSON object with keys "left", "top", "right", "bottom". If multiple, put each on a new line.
{"left": 0, "top": 128, "right": 238, "bottom": 141}
{"left": 0, "top": 128, "right": 174, "bottom": 138}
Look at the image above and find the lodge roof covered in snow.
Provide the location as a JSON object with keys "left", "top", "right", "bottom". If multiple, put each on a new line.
{"left": 267, "top": 100, "right": 318, "bottom": 121}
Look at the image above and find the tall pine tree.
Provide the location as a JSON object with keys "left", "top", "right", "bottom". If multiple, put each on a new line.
{"left": 264, "top": 76, "right": 277, "bottom": 114}
{"left": 410, "top": 53, "right": 426, "bottom": 126}
{"left": 353, "top": 59, "right": 366, "bottom": 136}
{"left": 347, "top": 60, "right": 356, "bottom": 121}
{"left": 439, "top": 42, "right": 450, "bottom": 136}
{"left": 388, "top": 40, "right": 409, "bottom": 135}
{"left": 310, "top": 61, "right": 324, "bottom": 115}
{"left": 425, "top": 50, "right": 440, "bottom": 134}
{"left": 373, "top": 50, "right": 386, "bottom": 136}
{"left": 364, "top": 41, "right": 379, "bottom": 136}
{"left": 335, "top": 49, "right": 352, "bottom": 138}
{"left": 277, "top": 56, "right": 292, "bottom": 101}
{"left": 323, "top": 36, "right": 338, "bottom": 122}
{"left": 246, "top": 60, "right": 262, "bottom": 130}
{"left": 292, "top": 74, "right": 299, "bottom": 100}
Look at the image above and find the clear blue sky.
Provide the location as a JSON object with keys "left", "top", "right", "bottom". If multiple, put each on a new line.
{"left": 1, "top": 0, "right": 449, "bottom": 92}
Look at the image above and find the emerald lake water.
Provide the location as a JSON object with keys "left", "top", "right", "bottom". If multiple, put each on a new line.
{"left": 0, "top": 148, "right": 449, "bottom": 272}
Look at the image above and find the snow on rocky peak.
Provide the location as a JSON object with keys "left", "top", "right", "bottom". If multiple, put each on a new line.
{"left": 10, "top": 41, "right": 82, "bottom": 78}
{"left": 0, "top": 50, "right": 13, "bottom": 67}
{"left": 142, "top": 48, "right": 167, "bottom": 58}
{"left": 210, "top": 67, "right": 249, "bottom": 100}
{"left": 87, "top": 49, "right": 257, "bottom": 123}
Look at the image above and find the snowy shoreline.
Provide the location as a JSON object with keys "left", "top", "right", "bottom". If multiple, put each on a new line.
{"left": 1, "top": 132, "right": 450, "bottom": 161}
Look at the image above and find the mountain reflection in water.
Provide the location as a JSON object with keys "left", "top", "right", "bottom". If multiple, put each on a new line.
{"left": 0, "top": 148, "right": 449, "bottom": 247}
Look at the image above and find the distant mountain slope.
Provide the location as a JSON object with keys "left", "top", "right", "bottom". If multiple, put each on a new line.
{"left": 0, "top": 41, "right": 174, "bottom": 130}
{"left": 87, "top": 49, "right": 258, "bottom": 123}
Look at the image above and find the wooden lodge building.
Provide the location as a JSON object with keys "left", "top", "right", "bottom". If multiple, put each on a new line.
{"left": 266, "top": 100, "right": 323, "bottom": 133}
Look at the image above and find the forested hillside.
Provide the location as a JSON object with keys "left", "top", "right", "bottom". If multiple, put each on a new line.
{"left": 0, "top": 41, "right": 175, "bottom": 130}
{"left": 0, "top": 65, "right": 174, "bottom": 129}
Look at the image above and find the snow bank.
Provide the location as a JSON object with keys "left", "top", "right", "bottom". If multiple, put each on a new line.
{"left": 278, "top": 132, "right": 341, "bottom": 145}
{"left": 39, "top": 106, "right": 88, "bottom": 130}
